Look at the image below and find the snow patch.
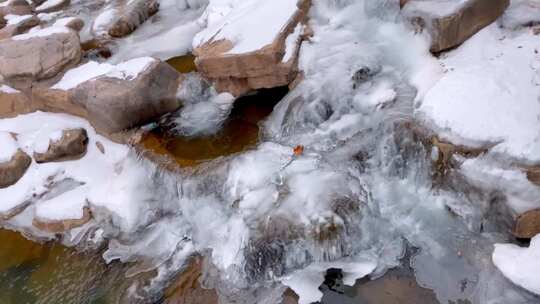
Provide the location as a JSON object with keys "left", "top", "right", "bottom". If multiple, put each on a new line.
{"left": 0, "top": 131, "right": 19, "bottom": 162}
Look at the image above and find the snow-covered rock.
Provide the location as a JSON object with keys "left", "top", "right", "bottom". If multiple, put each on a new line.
{"left": 493, "top": 235, "right": 540, "bottom": 296}
{"left": 0, "top": 26, "right": 81, "bottom": 89}
{"left": 35, "top": 0, "right": 70, "bottom": 14}
{"left": 501, "top": 0, "right": 540, "bottom": 29}
{"left": 0, "top": 0, "right": 32, "bottom": 17}
{"left": 416, "top": 24, "right": 540, "bottom": 163}
{"left": 0, "top": 14, "right": 39, "bottom": 39}
{"left": 0, "top": 132, "right": 31, "bottom": 189}
{"left": 108, "top": 0, "right": 159, "bottom": 38}
{"left": 34, "top": 57, "right": 181, "bottom": 135}
{"left": 402, "top": 0, "right": 509, "bottom": 52}
{"left": 193, "top": 0, "right": 310, "bottom": 96}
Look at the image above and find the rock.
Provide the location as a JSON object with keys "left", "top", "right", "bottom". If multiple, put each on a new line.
{"left": 527, "top": 167, "right": 540, "bottom": 187}
{"left": 402, "top": 0, "right": 510, "bottom": 52}
{"left": 163, "top": 257, "right": 219, "bottom": 304}
{"left": 33, "top": 206, "right": 92, "bottom": 233}
{"left": 33, "top": 128, "right": 88, "bottom": 163}
{"left": 35, "top": 0, "right": 70, "bottom": 13}
{"left": 0, "top": 15, "right": 40, "bottom": 40}
{"left": 0, "top": 149, "right": 31, "bottom": 188}
{"left": 34, "top": 58, "right": 181, "bottom": 135}
{"left": 108, "top": 0, "right": 159, "bottom": 38}
{"left": 54, "top": 17, "right": 85, "bottom": 32}
{"left": 0, "top": 0, "right": 33, "bottom": 17}
{"left": 193, "top": 0, "right": 310, "bottom": 96}
{"left": 95, "top": 141, "right": 105, "bottom": 154}
{"left": 514, "top": 209, "right": 540, "bottom": 239}
{"left": 0, "top": 28, "right": 81, "bottom": 89}
{"left": 0, "top": 85, "right": 33, "bottom": 117}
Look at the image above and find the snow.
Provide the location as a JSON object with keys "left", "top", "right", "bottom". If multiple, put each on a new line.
{"left": 51, "top": 57, "right": 156, "bottom": 90}
{"left": 12, "top": 26, "right": 70, "bottom": 40}
{"left": 53, "top": 17, "right": 77, "bottom": 28}
{"left": 32, "top": 129, "right": 63, "bottom": 154}
{"left": 417, "top": 24, "right": 540, "bottom": 162}
{"left": 51, "top": 61, "right": 115, "bottom": 90}
{"left": 36, "top": 0, "right": 64, "bottom": 12}
{"left": 0, "top": 111, "right": 130, "bottom": 223}
{"left": 493, "top": 235, "right": 540, "bottom": 296}
{"left": 283, "top": 23, "right": 303, "bottom": 63}
{"left": 501, "top": 0, "right": 540, "bottom": 29}
{"left": 0, "top": 84, "right": 19, "bottom": 94}
{"left": 4, "top": 14, "right": 32, "bottom": 26}
{"left": 193, "top": 0, "right": 301, "bottom": 54}
{"left": 92, "top": 7, "right": 117, "bottom": 35}
{"left": 35, "top": 186, "right": 88, "bottom": 221}
{"left": 402, "top": 0, "right": 469, "bottom": 18}
{"left": 0, "top": 131, "right": 18, "bottom": 162}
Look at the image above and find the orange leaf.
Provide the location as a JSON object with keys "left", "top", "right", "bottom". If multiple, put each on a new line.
{"left": 293, "top": 145, "right": 304, "bottom": 156}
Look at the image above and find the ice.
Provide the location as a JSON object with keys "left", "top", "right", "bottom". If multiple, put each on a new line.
{"left": 417, "top": 24, "right": 540, "bottom": 162}
{"left": 493, "top": 235, "right": 540, "bottom": 296}
{"left": 168, "top": 73, "right": 234, "bottom": 137}
{"left": 283, "top": 23, "right": 303, "bottom": 63}
{"left": 401, "top": 0, "right": 469, "bottom": 18}
{"left": 193, "top": 0, "right": 300, "bottom": 54}
{"left": 0, "top": 131, "right": 18, "bottom": 162}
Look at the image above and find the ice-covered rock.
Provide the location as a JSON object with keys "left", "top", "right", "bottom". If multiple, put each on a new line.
{"left": 34, "top": 57, "right": 181, "bottom": 135}
{"left": 0, "top": 26, "right": 81, "bottom": 89}
{"left": 193, "top": 0, "right": 310, "bottom": 96}
{"left": 33, "top": 128, "right": 88, "bottom": 163}
{"left": 501, "top": 0, "right": 540, "bottom": 29}
{"left": 402, "top": 0, "right": 510, "bottom": 52}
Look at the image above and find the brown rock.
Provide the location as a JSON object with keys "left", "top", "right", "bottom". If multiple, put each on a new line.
{"left": 194, "top": 0, "right": 310, "bottom": 96}
{"left": 0, "top": 29, "right": 81, "bottom": 89}
{"left": 35, "top": 0, "right": 70, "bottom": 13}
{"left": 33, "top": 128, "right": 88, "bottom": 163}
{"left": 108, "top": 0, "right": 159, "bottom": 38}
{"left": 0, "top": 149, "right": 31, "bottom": 188}
{"left": 33, "top": 206, "right": 92, "bottom": 233}
{"left": 527, "top": 167, "right": 540, "bottom": 187}
{"left": 33, "top": 59, "right": 181, "bottom": 135}
{"left": 0, "top": 86, "right": 33, "bottom": 117}
{"left": 402, "top": 0, "right": 510, "bottom": 52}
{"left": 59, "top": 17, "right": 84, "bottom": 32}
{"left": 0, "top": 0, "right": 33, "bottom": 17}
{"left": 514, "top": 209, "right": 540, "bottom": 239}
{"left": 0, "top": 15, "right": 39, "bottom": 40}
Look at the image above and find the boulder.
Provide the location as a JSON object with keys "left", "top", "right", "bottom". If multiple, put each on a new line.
{"left": 514, "top": 209, "right": 540, "bottom": 239}
{"left": 0, "top": 15, "right": 39, "bottom": 40}
{"left": 528, "top": 167, "right": 540, "bottom": 187}
{"left": 53, "top": 17, "right": 85, "bottom": 32}
{"left": 0, "top": 149, "right": 31, "bottom": 188}
{"left": 402, "top": 0, "right": 510, "bottom": 52}
{"left": 33, "top": 206, "right": 92, "bottom": 233}
{"left": 193, "top": 0, "right": 310, "bottom": 96}
{"left": 34, "top": 57, "right": 181, "bottom": 134}
{"left": 0, "top": 84, "right": 33, "bottom": 117}
{"left": 0, "top": 0, "right": 33, "bottom": 17}
{"left": 33, "top": 128, "right": 88, "bottom": 163}
{"left": 108, "top": 0, "right": 159, "bottom": 38}
{"left": 35, "top": 0, "right": 70, "bottom": 13}
{"left": 0, "top": 28, "right": 81, "bottom": 89}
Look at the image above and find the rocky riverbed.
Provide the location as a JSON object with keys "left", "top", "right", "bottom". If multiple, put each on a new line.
{"left": 0, "top": 0, "right": 540, "bottom": 303}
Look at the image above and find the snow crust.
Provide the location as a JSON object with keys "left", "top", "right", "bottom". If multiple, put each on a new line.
{"left": 0, "top": 84, "right": 19, "bottom": 94}
{"left": 417, "top": 24, "right": 540, "bottom": 162}
{"left": 51, "top": 57, "right": 155, "bottom": 90}
{"left": 36, "top": 0, "right": 64, "bottom": 12}
{"left": 0, "top": 131, "right": 18, "bottom": 162}
{"left": 193, "top": 0, "right": 300, "bottom": 54}
{"left": 493, "top": 235, "right": 540, "bottom": 296}
{"left": 4, "top": 14, "right": 32, "bottom": 25}
{"left": 12, "top": 25, "right": 70, "bottom": 40}
{"left": 402, "top": 0, "right": 469, "bottom": 18}
{"left": 501, "top": 0, "right": 540, "bottom": 28}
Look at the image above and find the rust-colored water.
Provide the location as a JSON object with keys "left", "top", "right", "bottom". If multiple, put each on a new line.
{"left": 166, "top": 54, "right": 197, "bottom": 74}
{"left": 141, "top": 87, "right": 288, "bottom": 168}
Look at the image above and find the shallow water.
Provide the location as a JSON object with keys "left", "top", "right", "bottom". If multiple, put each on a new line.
{"left": 141, "top": 87, "right": 289, "bottom": 167}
